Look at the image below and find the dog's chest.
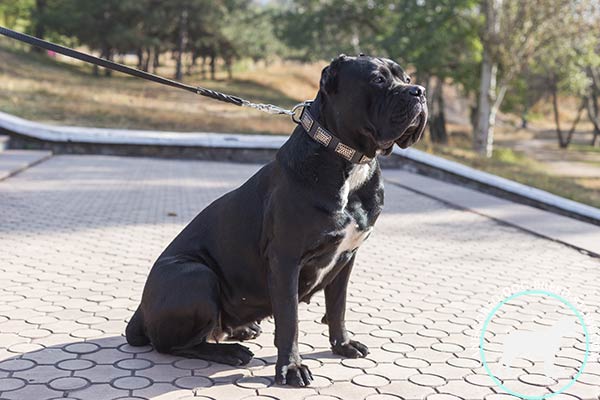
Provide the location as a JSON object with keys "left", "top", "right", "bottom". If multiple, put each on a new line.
{"left": 300, "top": 164, "right": 379, "bottom": 295}
{"left": 313, "top": 222, "right": 372, "bottom": 285}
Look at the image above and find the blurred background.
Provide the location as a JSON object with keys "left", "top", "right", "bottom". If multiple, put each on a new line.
{"left": 1, "top": 0, "right": 600, "bottom": 208}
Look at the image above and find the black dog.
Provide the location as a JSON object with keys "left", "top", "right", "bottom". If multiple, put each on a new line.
{"left": 126, "top": 54, "right": 427, "bottom": 387}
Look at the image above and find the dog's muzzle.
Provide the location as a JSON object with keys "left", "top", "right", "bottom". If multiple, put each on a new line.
{"left": 395, "top": 101, "right": 428, "bottom": 149}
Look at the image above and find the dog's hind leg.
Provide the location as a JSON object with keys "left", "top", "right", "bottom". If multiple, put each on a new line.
{"left": 135, "top": 260, "right": 254, "bottom": 366}
{"left": 125, "top": 307, "right": 150, "bottom": 346}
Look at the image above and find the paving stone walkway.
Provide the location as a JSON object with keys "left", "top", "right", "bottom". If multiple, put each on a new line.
{"left": 0, "top": 155, "right": 599, "bottom": 400}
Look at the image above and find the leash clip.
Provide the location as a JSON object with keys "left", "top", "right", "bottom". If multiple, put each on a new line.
{"left": 291, "top": 101, "right": 313, "bottom": 124}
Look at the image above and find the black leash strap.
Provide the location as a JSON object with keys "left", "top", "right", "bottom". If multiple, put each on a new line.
{"left": 0, "top": 26, "right": 298, "bottom": 115}
{"left": 0, "top": 27, "right": 368, "bottom": 164}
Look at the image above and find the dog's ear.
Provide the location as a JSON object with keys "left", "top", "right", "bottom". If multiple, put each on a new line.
{"left": 319, "top": 55, "right": 346, "bottom": 96}
{"left": 319, "top": 66, "right": 335, "bottom": 96}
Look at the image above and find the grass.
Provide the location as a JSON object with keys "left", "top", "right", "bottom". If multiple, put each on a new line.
{"left": 1, "top": 41, "right": 598, "bottom": 209}
{"left": 571, "top": 143, "right": 600, "bottom": 154}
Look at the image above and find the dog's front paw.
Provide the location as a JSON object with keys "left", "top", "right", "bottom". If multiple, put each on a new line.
{"left": 275, "top": 362, "right": 313, "bottom": 387}
{"left": 332, "top": 340, "right": 369, "bottom": 358}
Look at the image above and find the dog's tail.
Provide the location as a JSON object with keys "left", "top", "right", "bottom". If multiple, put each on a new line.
{"left": 125, "top": 307, "right": 150, "bottom": 346}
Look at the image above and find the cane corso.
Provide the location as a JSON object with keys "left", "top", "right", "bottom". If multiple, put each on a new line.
{"left": 126, "top": 54, "right": 427, "bottom": 386}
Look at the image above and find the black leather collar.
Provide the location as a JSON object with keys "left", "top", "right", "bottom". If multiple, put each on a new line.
{"left": 299, "top": 107, "right": 372, "bottom": 164}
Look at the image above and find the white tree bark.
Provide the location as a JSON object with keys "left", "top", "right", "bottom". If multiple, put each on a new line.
{"left": 351, "top": 26, "right": 361, "bottom": 55}
{"left": 475, "top": 0, "right": 501, "bottom": 158}
{"left": 475, "top": 50, "right": 497, "bottom": 157}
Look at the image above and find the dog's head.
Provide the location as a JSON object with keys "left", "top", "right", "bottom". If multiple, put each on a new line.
{"left": 318, "top": 54, "right": 428, "bottom": 156}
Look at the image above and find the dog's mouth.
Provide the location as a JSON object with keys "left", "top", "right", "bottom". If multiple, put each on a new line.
{"left": 395, "top": 103, "right": 428, "bottom": 149}
{"left": 377, "top": 102, "right": 428, "bottom": 154}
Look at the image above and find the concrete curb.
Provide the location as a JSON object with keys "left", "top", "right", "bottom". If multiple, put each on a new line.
{"left": 0, "top": 135, "right": 9, "bottom": 151}
{"left": 0, "top": 111, "right": 288, "bottom": 148}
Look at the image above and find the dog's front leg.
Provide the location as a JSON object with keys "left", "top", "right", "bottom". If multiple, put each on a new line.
{"left": 269, "top": 259, "right": 313, "bottom": 387}
{"left": 325, "top": 255, "right": 369, "bottom": 358}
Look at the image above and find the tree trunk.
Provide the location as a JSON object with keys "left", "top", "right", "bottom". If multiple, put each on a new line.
{"left": 470, "top": 104, "right": 478, "bottom": 134}
{"left": 225, "top": 56, "right": 233, "bottom": 81}
{"left": 520, "top": 111, "right": 528, "bottom": 129}
{"left": 592, "top": 126, "right": 600, "bottom": 147}
{"left": 587, "top": 68, "right": 600, "bottom": 147}
{"left": 175, "top": 9, "right": 188, "bottom": 81}
{"left": 350, "top": 26, "right": 361, "bottom": 55}
{"left": 142, "top": 48, "right": 151, "bottom": 72}
{"left": 104, "top": 49, "right": 113, "bottom": 77}
{"left": 563, "top": 98, "right": 586, "bottom": 147}
{"left": 474, "top": 0, "right": 501, "bottom": 158}
{"left": 153, "top": 46, "right": 160, "bottom": 73}
{"left": 475, "top": 49, "right": 497, "bottom": 156}
{"left": 210, "top": 53, "right": 216, "bottom": 81}
{"left": 201, "top": 56, "right": 207, "bottom": 80}
{"left": 32, "top": 0, "right": 46, "bottom": 53}
{"left": 586, "top": 96, "right": 600, "bottom": 147}
{"left": 429, "top": 76, "right": 448, "bottom": 143}
{"left": 553, "top": 93, "right": 584, "bottom": 149}
{"left": 521, "top": 96, "right": 529, "bottom": 129}
{"left": 95, "top": 48, "right": 108, "bottom": 76}
{"left": 136, "top": 48, "right": 144, "bottom": 69}
{"left": 520, "top": 68, "right": 530, "bottom": 129}
{"left": 551, "top": 84, "right": 566, "bottom": 148}
{"left": 186, "top": 48, "right": 199, "bottom": 76}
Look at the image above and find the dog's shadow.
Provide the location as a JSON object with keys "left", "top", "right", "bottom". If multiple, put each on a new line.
{"left": 0, "top": 336, "right": 337, "bottom": 399}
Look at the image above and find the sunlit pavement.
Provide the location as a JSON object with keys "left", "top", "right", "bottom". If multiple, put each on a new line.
{"left": 0, "top": 155, "right": 598, "bottom": 400}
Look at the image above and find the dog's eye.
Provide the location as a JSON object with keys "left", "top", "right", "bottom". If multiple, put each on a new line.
{"left": 372, "top": 76, "right": 386, "bottom": 84}
{"left": 405, "top": 76, "right": 411, "bottom": 84}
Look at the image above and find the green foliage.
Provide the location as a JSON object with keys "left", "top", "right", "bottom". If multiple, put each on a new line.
{"left": 40, "top": 0, "right": 145, "bottom": 52}
{"left": 3, "top": 1, "right": 247, "bottom": 58}
{"left": 380, "top": 0, "right": 481, "bottom": 86}
{"left": 221, "top": 5, "right": 289, "bottom": 62}
{"left": 274, "top": 0, "right": 396, "bottom": 61}
{"left": 274, "top": 0, "right": 481, "bottom": 94}
{"left": 0, "top": 0, "right": 34, "bottom": 30}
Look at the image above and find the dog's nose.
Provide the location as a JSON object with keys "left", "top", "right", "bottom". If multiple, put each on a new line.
{"left": 408, "top": 85, "right": 425, "bottom": 97}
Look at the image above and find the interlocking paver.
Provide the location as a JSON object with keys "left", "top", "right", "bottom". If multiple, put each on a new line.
{"left": 13, "top": 364, "right": 69, "bottom": 384}
{"left": 75, "top": 364, "right": 130, "bottom": 383}
{"left": 0, "top": 155, "right": 599, "bottom": 400}
{"left": 1, "top": 383, "right": 62, "bottom": 400}
{"left": 70, "top": 383, "right": 129, "bottom": 399}
{"left": 384, "top": 380, "right": 436, "bottom": 399}
{"left": 312, "top": 364, "right": 359, "bottom": 381}
{"left": 132, "top": 384, "right": 192, "bottom": 399}
{"left": 0, "top": 377, "right": 26, "bottom": 391}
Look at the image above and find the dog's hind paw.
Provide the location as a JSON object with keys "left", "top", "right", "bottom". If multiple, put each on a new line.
{"left": 213, "top": 343, "right": 254, "bottom": 366}
{"left": 227, "top": 321, "right": 262, "bottom": 341}
{"left": 172, "top": 342, "right": 253, "bottom": 366}
{"left": 332, "top": 340, "right": 369, "bottom": 358}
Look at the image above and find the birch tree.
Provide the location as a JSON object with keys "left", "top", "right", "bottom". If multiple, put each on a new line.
{"left": 474, "top": 0, "right": 592, "bottom": 156}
